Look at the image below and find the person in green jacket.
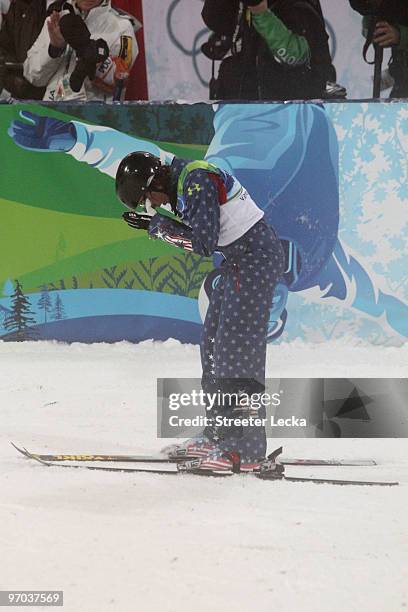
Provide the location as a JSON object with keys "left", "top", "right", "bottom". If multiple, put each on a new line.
{"left": 201, "top": 0, "right": 333, "bottom": 100}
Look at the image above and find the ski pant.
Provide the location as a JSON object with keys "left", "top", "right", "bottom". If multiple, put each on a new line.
{"left": 201, "top": 219, "right": 285, "bottom": 461}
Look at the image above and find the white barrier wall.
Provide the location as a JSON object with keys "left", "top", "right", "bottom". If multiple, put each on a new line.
{"left": 0, "top": 0, "right": 11, "bottom": 28}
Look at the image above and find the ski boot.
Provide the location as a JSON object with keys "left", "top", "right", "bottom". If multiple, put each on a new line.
{"left": 257, "top": 446, "right": 285, "bottom": 480}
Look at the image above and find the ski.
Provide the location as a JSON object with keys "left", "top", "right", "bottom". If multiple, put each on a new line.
{"left": 281, "top": 476, "right": 398, "bottom": 486}
{"left": 10, "top": 443, "right": 168, "bottom": 464}
{"left": 15, "top": 445, "right": 398, "bottom": 487}
{"left": 10, "top": 443, "right": 377, "bottom": 467}
{"left": 25, "top": 452, "right": 181, "bottom": 476}
{"left": 280, "top": 458, "right": 377, "bottom": 466}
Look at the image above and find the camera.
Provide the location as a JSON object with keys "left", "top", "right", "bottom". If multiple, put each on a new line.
{"left": 201, "top": 33, "right": 233, "bottom": 61}
{"left": 58, "top": 12, "right": 109, "bottom": 92}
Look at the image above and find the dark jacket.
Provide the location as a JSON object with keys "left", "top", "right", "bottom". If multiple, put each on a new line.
{"left": 349, "top": 0, "right": 408, "bottom": 24}
{"left": 350, "top": 0, "right": 408, "bottom": 98}
{"left": 0, "top": 0, "right": 47, "bottom": 99}
{"left": 203, "top": 0, "right": 331, "bottom": 100}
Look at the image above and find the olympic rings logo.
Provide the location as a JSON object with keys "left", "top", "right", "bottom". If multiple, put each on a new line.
{"left": 166, "top": 0, "right": 210, "bottom": 87}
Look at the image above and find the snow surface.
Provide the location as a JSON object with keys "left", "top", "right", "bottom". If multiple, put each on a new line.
{"left": 1, "top": 339, "right": 408, "bottom": 612}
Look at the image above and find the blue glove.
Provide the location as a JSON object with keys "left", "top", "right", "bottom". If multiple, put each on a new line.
{"left": 8, "top": 110, "right": 76, "bottom": 152}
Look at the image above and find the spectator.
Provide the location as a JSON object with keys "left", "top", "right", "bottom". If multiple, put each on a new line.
{"left": 0, "top": 0, "right": 48, "bottom": 99}
{"left": 350, "top": 0, "right": 408, "bottom": 98}
{"left": 202, "top": 0, "right": 334, "bottom": 100}
{"left": 24, "top": 0, "right": 139, "bottom": 102}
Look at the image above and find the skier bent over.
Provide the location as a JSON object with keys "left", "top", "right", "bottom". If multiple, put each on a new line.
{"left": 116, "top": 151, "right": 285, "bottom": 472}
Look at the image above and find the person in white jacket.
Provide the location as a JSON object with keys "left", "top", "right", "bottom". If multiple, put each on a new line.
{"left": 23, "top": 0, "right": 139, "bottom": 102}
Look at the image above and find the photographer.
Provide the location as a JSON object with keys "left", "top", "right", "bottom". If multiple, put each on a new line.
{"left": 350, "top": 0, "right": 408, "bottom": 97}
{"left": 202, "top": 0, "right": 334, "bottom": 100}
{"left": 24, "top": 0, "right": 138, "bottom": 102}
{"left": 0, "top": 0, "right": 48, "bottom": 100}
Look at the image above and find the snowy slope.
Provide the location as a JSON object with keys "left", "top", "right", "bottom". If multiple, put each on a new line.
{"left": 1, "top": 340, "right": 408, "bottom": 612}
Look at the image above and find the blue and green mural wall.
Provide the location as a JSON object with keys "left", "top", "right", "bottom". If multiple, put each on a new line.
{"left": 1, "top": 101, "right": 407, "bottom": 345}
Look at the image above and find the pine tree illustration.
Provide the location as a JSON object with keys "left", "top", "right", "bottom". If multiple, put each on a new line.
{"left": 38, "top": 285, "right": 52, "bottom": 324}
{"left": 52, "top": 293, "right": 66, "bottom": 320}
{"left": 0, "top": 308, "right": 7, "bottom": 330}
{"left": 4, "top": 280, "right": 37, "bottom": 341}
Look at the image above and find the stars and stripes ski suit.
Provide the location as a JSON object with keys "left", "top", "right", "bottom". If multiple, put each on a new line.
{"left": 149, "top": 157, "right": 285, "bottom": 461}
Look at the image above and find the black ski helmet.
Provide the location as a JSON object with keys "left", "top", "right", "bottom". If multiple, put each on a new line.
{"left": 115, "top": 152, "right": 162, "bottom": 210}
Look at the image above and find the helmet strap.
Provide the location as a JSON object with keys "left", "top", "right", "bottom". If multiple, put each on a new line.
{"left": 144, "top": 198, "right": 157, "bottom": 217}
